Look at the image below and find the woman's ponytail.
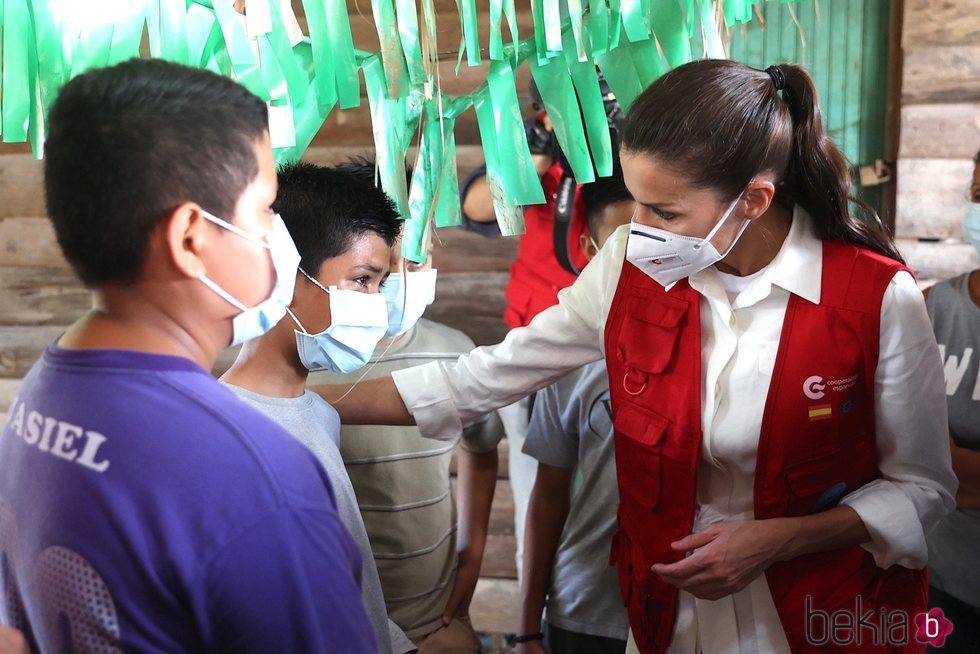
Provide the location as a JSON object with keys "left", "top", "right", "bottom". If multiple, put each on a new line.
{"left": 777, "top": 64, "right": 905, "bottom": 263}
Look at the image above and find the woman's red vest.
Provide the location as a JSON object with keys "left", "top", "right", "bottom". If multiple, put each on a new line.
{"left": 604, "top": 241, "right": 927, "bottom": 653}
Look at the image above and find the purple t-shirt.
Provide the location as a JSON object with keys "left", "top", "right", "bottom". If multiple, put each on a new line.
{"left": 0, "top": 344, "right": 377, "bottom": 653}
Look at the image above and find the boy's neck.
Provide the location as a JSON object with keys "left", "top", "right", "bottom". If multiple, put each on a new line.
{"left": 221, "top": 320, "right": 309, "bottom": 398}
{"left": 58, "top": 288, "right": 222, "bottom": 371}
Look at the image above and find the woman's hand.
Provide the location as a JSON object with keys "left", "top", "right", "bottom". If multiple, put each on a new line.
{"left": 650, "top": 518, "right": 798, "bottom": 601}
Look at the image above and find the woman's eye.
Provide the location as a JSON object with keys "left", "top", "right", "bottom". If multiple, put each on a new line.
{"left": 354, "top": 276, "right": 369, "bottom": 287}
{"left": 656, "top": 209, "right": 676, "bottom": 221}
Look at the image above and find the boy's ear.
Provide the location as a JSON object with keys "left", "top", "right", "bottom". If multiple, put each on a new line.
{"left": 164, "top": 204, "right": 210, "bottom": 279}
{"left": 579, "top": 233, "right": 598, "bottom": 262}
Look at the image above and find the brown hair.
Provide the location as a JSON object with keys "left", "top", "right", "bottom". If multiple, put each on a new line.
{"left": 620, "top": 59, "right": 903, "bottom": 262}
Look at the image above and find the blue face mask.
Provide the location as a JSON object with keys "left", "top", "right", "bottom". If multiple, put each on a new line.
{"left": 198, "top": 212, "right": 300, "bottom": 347}
{"left": 964, "top": 202, "right": 980, "bottom": 255}
{"left": 289, "top": 269, "right": 389, "bottom": 374}
{"left": 381, "top": 269, "right": 438, "bottom": 338}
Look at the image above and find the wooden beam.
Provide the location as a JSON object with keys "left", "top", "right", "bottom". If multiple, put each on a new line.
{"left": 896, "top": 157, "right": 975, "bottom": 239}
{"left": 0, "top": 326, "right": 65, "bottom": 378}
{"left": 903, "top": 46, "right": 980, "bottom": 105}
{"left": 899, "top": 103, "right": 980, "bottom": 160}
{"left": 0, "top": 217, "right": 68, "bottom": 269}
{"left": 902, "top": 0, "right": 980, "bottom": 48}
{"left": 0, "top": 266, "right": 89, "bottom": 326}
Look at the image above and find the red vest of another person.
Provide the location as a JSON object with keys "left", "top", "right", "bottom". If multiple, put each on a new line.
{"left": 503, "top": 162, "right": 589, "bottom": 328}
{"left": 605, "top": 241, "right": 928, "bottom": 653}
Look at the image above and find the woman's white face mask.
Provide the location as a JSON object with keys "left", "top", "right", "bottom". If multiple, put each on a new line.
{"left": 626, "top": 193, "right": 748, "bottom": 288}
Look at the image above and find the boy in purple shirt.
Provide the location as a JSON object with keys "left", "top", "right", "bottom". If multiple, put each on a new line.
{"left": 0, "top": 59, "right": 374, "bottom": 653}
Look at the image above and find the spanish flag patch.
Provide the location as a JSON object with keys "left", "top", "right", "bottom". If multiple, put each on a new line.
{"left": 808, "top": 404, "right": 833, "bottom": 421}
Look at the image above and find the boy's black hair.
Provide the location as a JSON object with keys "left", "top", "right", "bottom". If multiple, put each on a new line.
{"left": 336, "top": 156, "right": 413, "bottom": 209}
{"left": 273, "top": 162, "right": 401, "bottom": 275}
{"left": 44, "top": 58, "right": 269, "bottom": 287}
{"left": 580, "top": 170, "right": 633, "bottom": 239}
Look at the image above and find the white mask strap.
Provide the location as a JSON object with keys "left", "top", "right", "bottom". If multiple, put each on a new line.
{"left": 698, "top": 193, "right": 744, "bottom": 251}
{"left": 201, "top": 210, "right": 270, "bottom": 249}
{"left": 199, "top": 274, "right": 249, "bottom": 312}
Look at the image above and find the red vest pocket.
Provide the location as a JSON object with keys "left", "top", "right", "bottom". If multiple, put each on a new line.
{"left": 614, "top": 402, "right": 669, "bottom": 512}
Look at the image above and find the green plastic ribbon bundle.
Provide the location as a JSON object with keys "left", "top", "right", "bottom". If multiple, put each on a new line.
{"left": 0, "top": 0, "right": 787, "bottom": 244}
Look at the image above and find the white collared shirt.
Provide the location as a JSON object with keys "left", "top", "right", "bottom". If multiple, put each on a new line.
{"left": 392, "top": 207, "right": 956, "bottom": 653}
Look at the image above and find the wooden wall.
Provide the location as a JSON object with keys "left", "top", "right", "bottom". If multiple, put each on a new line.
{"left": 894, "top": 0, "right": 980, "bottom": 281}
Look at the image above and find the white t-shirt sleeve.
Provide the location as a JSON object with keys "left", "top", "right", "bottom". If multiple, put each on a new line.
{"left": 392, "top": 225, "right": 629, "bottom": 442}
{"left": 840, "top": 270, "right": 958, "bottom": 569}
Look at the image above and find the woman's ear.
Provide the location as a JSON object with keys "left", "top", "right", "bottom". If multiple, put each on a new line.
{"left": 742, "top": 178, "right": 777, "bottom": 220}
{"left": 164, "top": 204, "right": 210, "bottom": 279}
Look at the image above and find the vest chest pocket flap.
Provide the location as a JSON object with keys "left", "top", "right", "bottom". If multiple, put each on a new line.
{"left": 616, "top": 294, "right": 689, "bottom": 384}
{"left": 613, "top": 402, "right": 669, "bottom": 512}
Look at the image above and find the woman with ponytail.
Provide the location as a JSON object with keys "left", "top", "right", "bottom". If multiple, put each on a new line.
{"left": 311, "top": 60, "right": 956, "bottom": 653}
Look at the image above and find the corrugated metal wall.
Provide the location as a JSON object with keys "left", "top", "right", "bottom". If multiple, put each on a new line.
{"left": 726, "top": 0, "right": 892, "bottom": 210}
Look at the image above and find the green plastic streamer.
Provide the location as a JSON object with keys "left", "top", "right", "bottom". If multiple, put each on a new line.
{"left": 502, "top": 0, "right": 519, "bottom": 65}
{"left": 607, "top": 0, "right": 622, "bottom": 48}
{"left": 210, "top": 0, "right": 268, "bottom": 99}
{"left": 395, "top": 0, "right": 427, "bottom": 84}
{"left": 620, "top": 0, "right": 649, "bottom": 42}
{"left": 485, "top": 60, "right": 544, "bottom": 205}
{"left": 327, "top": 0, "right": 360, "bottom": 108}
{"left": 589, "top": 0, "right": 610, "bottom": 55}
{"left": 300, "top": 0, "right": 337, "bottom": 108}
{"left": 151, "top": 0, "right": 190, "bottom": 64}
{"left": 404, "top": 101, "right": 443, "bottom": 262}
{"left": 529, "top": 0, "right": 548, "bottom": 63}
{"left": 528, "top": 54, "right": 594, "bottom": 182}
{"left": 595, "top": 40, "right": 643, "bottom": 110}
{"left": 107, "top": 6, "right": 148, "bottom": 66}
{"left": 625, "top": 30, "right": 665, "bottom": 85}
{"left": 570, "top": 0, "right": 592, "bottom": 62}
{"left": 650, "top": 0, "right": 692, "bottom": 67}
{"left": 363, "top": 53, "right": 411, "bottom": 219}
{"left": 697, "top": 0, "right": 724, "bottom": 58}
{"left": 458, "top": 0, "right": 481, "bottom": 66}
{"left": 543, "top": 0, "right": 562, "bottom": 53}
{"left": 3, "top": 0, "right": 32, "bottom": 142}
{"left": 563, "top": 34, "right": 612, "bottom": 177}
{"left": 433, "top": 115, "right": 463, "bottom": 228}
{"left": 28, "top": 0, "right": 66, "bottom": 120}
{"left": 266, "top": 0, "right": 307, "bottom": 106}
{"left": 489, "top": 0, "right": 504, "bottom": 60}
{"left": 473, "top": 88, "right": 524, "bottom": 236}
{"left": 186, "top": 3, "right": 218, "bottom": 66}
{"left": 371, "top": 0, "right": 410, "bottom": 97}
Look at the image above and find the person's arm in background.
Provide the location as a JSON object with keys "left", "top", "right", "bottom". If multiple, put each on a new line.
{"left": 442, "top": 413, "right": 502, "bottom": 623}
{"left": 516, "top": 463, "right": 573, "bottom": 654}
{"left": 460, "top": 116, "right": 555, "bottom": 227}
{"left": 950, "top": 433, "right": 980, "bottom": 509}
{"left": 515, "top": 379, "right": 579, "bottom": 653}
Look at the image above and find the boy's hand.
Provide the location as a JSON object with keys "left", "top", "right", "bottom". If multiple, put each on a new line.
{"left": 0, "top": 626, "right": 29, "bottom": 654}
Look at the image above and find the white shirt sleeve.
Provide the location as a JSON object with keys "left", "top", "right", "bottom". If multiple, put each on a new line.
{"left": 840, "top": 270, "right": 958, "bottom": 569}
{"left": 391, "top": 225, "right": 630, "bottom": 442}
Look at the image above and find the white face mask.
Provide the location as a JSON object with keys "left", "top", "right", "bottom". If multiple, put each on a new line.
{"left": 626, "top": 194, "right": 747, "bottom": 288}
{"left": 382, "top": 269, "right": 438, "bottom": 338}
{"left": 289, "top": 269, "right": 389, "bottom": 374}
{"left": 964, "top": 202, "right": 980, "bottom": 255}
{"left": 198, "top": 212, "right": 301, "bottom": 346}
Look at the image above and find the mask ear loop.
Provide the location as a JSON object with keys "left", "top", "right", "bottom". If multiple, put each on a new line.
{"left": 693, "top": 192, "right": 745, "bottom": 253}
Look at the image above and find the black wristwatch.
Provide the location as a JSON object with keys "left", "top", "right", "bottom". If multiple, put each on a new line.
{"left": 513, "top": 632, "right": 545, "bottom": 644}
